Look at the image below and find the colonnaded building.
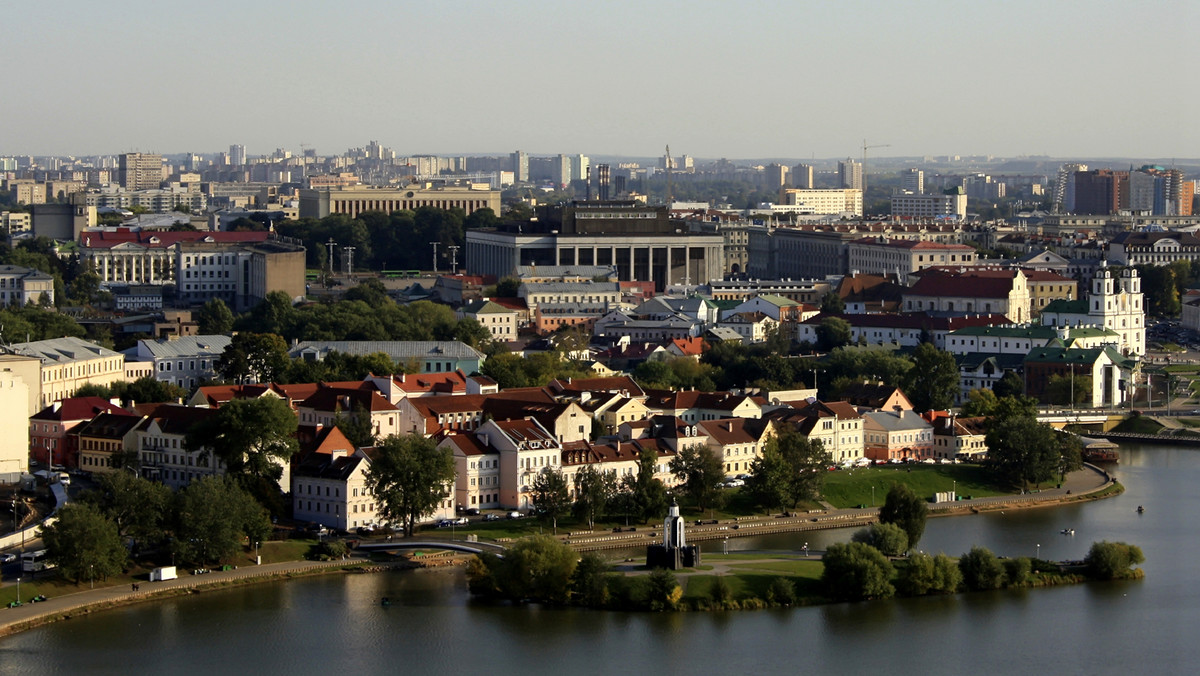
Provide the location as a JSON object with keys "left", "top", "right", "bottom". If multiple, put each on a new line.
{"left": 466, "top": 201, "right": 724, "bottom": 291}
{"left": 298, "top": 182, "right": 501, "bottom": 219}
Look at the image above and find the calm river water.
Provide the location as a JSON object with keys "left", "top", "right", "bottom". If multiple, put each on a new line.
{"left": 1, "top": 443, "right": 1195, "bottom": 675}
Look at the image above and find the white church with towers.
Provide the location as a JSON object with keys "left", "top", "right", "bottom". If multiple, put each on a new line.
{"left": 1040, "top": 262, "right": 1145, "bottom": 357}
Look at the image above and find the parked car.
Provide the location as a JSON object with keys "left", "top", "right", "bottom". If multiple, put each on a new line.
{"left": 483, "top": 513, "right": 502, "bottom": 522}
{"left": 1, "top": 553, "right": 16, "bottom": 564}
{"left": 506, "top": 511, "right": 523, "bottom": 519}
{"left": 465, "top": 508, "right": 480, "bottom": 516}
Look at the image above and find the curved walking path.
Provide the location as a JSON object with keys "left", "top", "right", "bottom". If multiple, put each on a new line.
{"left": 0, "top": 553, "right": 375, "bottom": 637}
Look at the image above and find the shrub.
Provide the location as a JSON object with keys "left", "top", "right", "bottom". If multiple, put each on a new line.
{"left": 1085, "top": 541, "right": 1145, "bottom": 580}
{"left": 959, "top": 546, "right": 1006, "bottom": 591}
{"left": 710, "top": 575, "right": 733, "bottom": 605}
{"left": 821, "top": 542, "right": 895, "bottom": 601}
{"left": 768, "top": 577, "right": 797, "bottom": 605}
{"left": 852, "top": 523, "right": 909, "bottom": 557}
{"left": 311, "top": 539, "right": 348, "bottom": 560}
{"left": 647, "top": 568, "right": 682, "bottom": 611}
{"left": 1003, "top": 557, "right": 1033, "bottom": 586}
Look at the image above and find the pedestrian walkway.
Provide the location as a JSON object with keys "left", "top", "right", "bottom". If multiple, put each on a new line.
{"left": 0, "top": 553, "right": 371, "bottom": 636}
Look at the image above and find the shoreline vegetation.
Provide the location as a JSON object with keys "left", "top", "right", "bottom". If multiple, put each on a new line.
{"left": 466, "top": 536, "right": 1145, "bottom": 613}
{"left": 0, "top": 474, "right": 1126, "bottom": 636}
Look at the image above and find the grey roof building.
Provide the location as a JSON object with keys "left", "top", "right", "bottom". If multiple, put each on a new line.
{"left": 289, "top": 341, "right": 485, "bottom": 374}
{"left": 127, "top": 335, "right": 232, "bottom": 390}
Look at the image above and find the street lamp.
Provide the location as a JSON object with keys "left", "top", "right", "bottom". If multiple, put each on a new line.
{"left": 723, "top": 537, "right": 728, "bottom": 555}
{"left": 1036, "top": 543, "right": 1041, "bottom": 560}
{"left": 871, "top": 486, "right": 875, "bottom": 507}
{"left": 255, "top": 541, "right": 260, "bottom": 565}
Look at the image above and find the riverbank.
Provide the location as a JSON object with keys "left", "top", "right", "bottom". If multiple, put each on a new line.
{"left": 0, "top": 465, "right": 1117, "bottom": 637}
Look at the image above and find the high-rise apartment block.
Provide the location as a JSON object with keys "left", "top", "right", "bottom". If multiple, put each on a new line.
{"left": 792, "top": 164, "right": 814, "bottom": 189}
{"left": 838, "top": 158, "right": 862, "bottom": 190}
{"left": 229, "top": 144, "right": 246, "bottom": 166}
{"left": 510, "top": 151, "right": 529, "bottom": 183}
{"left": 118, "top": 153, "right": 163, "bottom": 191}
{"left": 764, "top": 164, "right": 788, "bottom": 188}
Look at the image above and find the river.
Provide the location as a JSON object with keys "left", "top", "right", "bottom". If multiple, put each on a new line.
{"left": 1, "top": 443, "right": 1194, "bottom": 675}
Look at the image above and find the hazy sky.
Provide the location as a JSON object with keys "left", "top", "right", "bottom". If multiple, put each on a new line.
{"left": 6, "top": 0, "right": 1197, "bottom": 160}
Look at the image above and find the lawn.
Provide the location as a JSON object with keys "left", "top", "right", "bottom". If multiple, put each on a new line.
{"left": 1110, "top": 416, "right": 1166, "bottom": 435}
{"left": 819, "top": 464, "right": 1010, "bottom": 508}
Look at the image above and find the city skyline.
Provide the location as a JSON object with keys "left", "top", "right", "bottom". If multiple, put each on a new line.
{"left": 5, "top": 0, "right": 1197, "bottom": 159}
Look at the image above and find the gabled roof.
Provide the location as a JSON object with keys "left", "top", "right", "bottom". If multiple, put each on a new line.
{"left": 698, "top": 417, "right": 773, "bottom": 445}
{"left": 668, "top": 337, "right": 706, "bottom": 356}
{"left": 72, "top": 411, "right": 144, "bottom": 439}
{"left": 288, "top": 341, "right": 484, "bottom": 362}
{"left": 10, "top": 336, "right": 121, "bottom": 364}
{"left": 460, "top": 299, "right": 516, "bottom": 315}
{"left": 1023, "top": 346, "right": 1135, "bottom": 368}
{"left": 299, "top": 384, "right": 398, "bottom": 413}
{"left": 32, "top": 397, "right": 129, "bottom": 422}
{"left": 907, "top": 270, "right": 1019, "bottom": 299}
{"left": 862, "top": 409, "right": 932, "bottom": 431}
{"left": 137, "top": 335, "right": 231, "bottom": 359}
{"left": 137, "top": 403, "right": 218, "bottom": 435}
{"left": 949, "top": 325, "right": 1059, "bottom": 339}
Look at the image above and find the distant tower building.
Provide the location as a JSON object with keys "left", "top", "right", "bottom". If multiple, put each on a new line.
{"left": 509, "top": 151, "right": 529, "bottom": 183}
{"left": 792, "top": 163, "right": 815, "bottom": 189}
{"left": 901, "top": 168, "right": 924, "bottom": 193}
{"left": 1073, "top": 169, "right": 1127, "bottom": 215}
{"left": 118, "top": 153, "right": 163, "bottom": 191}
{"left": 596, "top": 164, "right": 611, "bottom": 201}
{"left": 1054, "top": 162, "right": 1088, "bottom": 213}
{"left": 229, "top": 144, "right": 247, "bottom": 166}
{"left": 838, "top": 158, "right": 863, "bottom": 190}
{"left": 553, "top": 154, "right": 572, "bottom": 188}
{"left": 572, "top": 154, "right": 590, "bottom": 182}
{"left": 764, "top": 163, "right": 789, "bottom": 189}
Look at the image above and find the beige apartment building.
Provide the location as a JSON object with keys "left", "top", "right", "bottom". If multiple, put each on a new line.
{"left": 298, "top": 182, "right": 501, "bottom": 219}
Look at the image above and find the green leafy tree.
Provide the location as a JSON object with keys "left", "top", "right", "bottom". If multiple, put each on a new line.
{"left": 992, "top": 370, "right": 1025, "bottom": 399}
{"left": 897, "top": 552, "right": 962, "bottom": 596}
{"left": 819, "top": 291, "right": 846, "bottom": 315}
{"left": 747, "top": 429, "right": 830, "bottom": 511}
{"left": 494, "top": 276, "right": 521, "bottom": 298}
{"left": 1085, "top": 541, "right": 1146, "bottom": 580}
{"left": 622, "top": 447, "right": 669, "bottom": 523}
{"left": 903, "top": 342, "right": 959, "bottom": 412}
{"left": 531, "top": 467, "right": 571, "bottom": 534}
{"left": 186, "top": 396, "right": 298, "bottom": 483}
{"left": 985, "top": 396, "right": 1062, "bottom": 491}
{"left": 333, "top": 401, "right": 377, "bottom": 449}
{"left": 197, "top": 298, "right": 235, "bottom": 335}
{"left": 172, "top": 476, "right": 272, "bottom": 566}
{"left": 960, "top": 388, "right": 1000, "bottom": 417}
{"left": 1045, "top": 373, "right": 1093, "bottom": 406}
{"left": 571, "top": 553, "right": 612, "bottom": 607}
{"left": 82, "top": 471, "right": 171, "bottom": 547}
{"left": 365, "top": 433, "right": 456, "bottom": 537}
{"left": 645, "top": 568, "right": 683, "bottom": 610}
{"left": 768, "top": 577, "right": 797, "bottom": 605}
{"left": 821, "top": 542, "right": 895, "bottom": 601}
{"left": 41, "top": 503, "right": 128, "bottom": 584}
{"left": 216, "top": 332, "right": 291, "bottom": 383}
{"left": 572, "top": 465, "right": 616, "bottom": 530}
{"left": 111, "top": 377, "right": 188, "bottom": 404}
{"left": 669, "top": 443, "right": 726, "bottom": 512}
{"left": 852, "top": 522, "right": 909, "bottom": 557}
{"left": 468, "top": 535, "right": 578, "bottom": 604}
{"left": 815, "top": 316, "right": 853, "bottom": 351}
{"left": 879, "top": 483, "right": 928, "bottom": 551}
{"left": 958, "top": 546, "right": 1007, "bottom": 591}
{"left": 1003, "top": 557, "right": 1034, "bottom": 585}
{"left": 1057, "top": 432, "right": 1084, "bottom": 480}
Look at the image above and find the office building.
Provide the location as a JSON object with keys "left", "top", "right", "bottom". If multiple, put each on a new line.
{"left": 901, "top": 168, "right": 924, "bottom": 193}
{"left": 298, "top": 183, "right": 501, "bottom": 219}
{"left": 792, "top": 164, "right": 814, "bottom": 189}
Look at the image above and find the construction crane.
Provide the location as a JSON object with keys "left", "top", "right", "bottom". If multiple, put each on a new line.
{"left": 862, "top": 139, "right": 891, "bottom": 214}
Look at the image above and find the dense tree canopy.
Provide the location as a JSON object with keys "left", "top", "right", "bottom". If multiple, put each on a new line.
{"left": 41, "top": 503, "right": 127, "bottom": 584}
{"left": 172, "top": 476, "right": 272, "bottom": 566}
{"left": 903, "top": 342, "right": 959, "bottom": 412}
{"left": 366, "top": 433, "right": 456, "bottom": 537}
{"left": 669, "top": 444, "right": 726, "bottom": 512}
{"left": 878, "top": 483, "right": 928, "bottom": 551}
{"left": 185, "top": 396, "right": 299, "bottom": 484}
{"left": 746, "top": 429, "right": 830, "bottom": 511}
{"left": 984, "top": 396, "right": 1066, "bottom": 491}
{"left": 531, "top": 467, "right": 571, "bottom": 533}
{"left": 821, "top": 542, "right": 895, "bottom": 601}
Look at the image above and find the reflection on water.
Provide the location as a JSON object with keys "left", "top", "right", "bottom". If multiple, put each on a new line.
{"left": 4, "top": 444, "right": 1200, "bottom": 675}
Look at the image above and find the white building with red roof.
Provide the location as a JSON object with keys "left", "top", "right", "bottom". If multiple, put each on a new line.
{"left": 846, "top": 238, "right": 977, "bottom": 277}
